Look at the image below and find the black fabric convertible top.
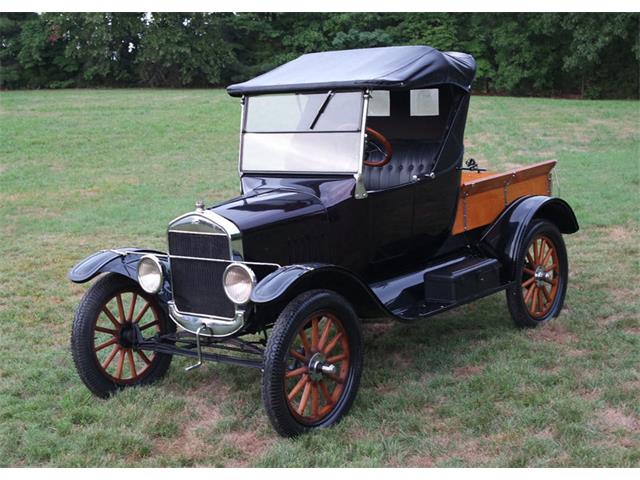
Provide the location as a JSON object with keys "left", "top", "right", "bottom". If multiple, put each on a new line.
{"left": 227, "top": 46, "right": 476, "bottom": 97}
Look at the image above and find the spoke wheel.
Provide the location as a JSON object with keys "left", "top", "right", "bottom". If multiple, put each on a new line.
{"left": 520, "top": 234, "right": 560, "bottom": 319}
{"left": 285, "top": 312, "right": 350, "bottom": 425}
{"left": 262, "top": 289, "right": 363, "bottom": 437}
{"left": 506, "top": 219, "right": 569, "bottom": 328}
{"left": 92, "top": 290, "right": 161, "bottom": 384}
{"left": 71, "top": 273, "right": 174, "bottom": 398}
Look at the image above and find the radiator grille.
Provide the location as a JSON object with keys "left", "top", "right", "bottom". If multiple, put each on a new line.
{"left": 168, "top": 229, "right": 235, "bottom": 318}
{"left": 168, "top": 231, "right": 230, "bottom": 259}
{"left": 170, "top": 258, "right": 235, "bottom": 318}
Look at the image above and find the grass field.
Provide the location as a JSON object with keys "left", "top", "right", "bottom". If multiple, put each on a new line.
{"left": 0, "top": 89, "right": 638, "bottom": 467}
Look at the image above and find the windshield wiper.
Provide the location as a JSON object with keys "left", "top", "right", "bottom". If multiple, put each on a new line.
{"left": 309, "top": 90, "right": 334, "bottom": 130}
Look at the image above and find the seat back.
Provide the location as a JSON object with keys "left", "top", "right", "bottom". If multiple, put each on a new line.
{"left": 363, "top": 141, "right": 440, "bottom": 191}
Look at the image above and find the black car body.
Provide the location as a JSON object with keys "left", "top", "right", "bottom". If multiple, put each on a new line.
{"left": 69, "top": 46, "right": 579, "bottom": 436}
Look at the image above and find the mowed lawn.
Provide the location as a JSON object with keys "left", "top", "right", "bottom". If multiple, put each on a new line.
{"left": 0, "top": 89, "right": 638, "bottom": 467}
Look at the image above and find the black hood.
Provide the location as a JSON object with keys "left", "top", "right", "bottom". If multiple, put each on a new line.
{"left": 210, "top": 188, "right": 328, "bottom": 234}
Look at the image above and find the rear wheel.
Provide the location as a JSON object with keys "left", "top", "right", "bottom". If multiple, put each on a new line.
{"left": 71, "top": 273, "right": 174, "bottom": 398}
{"left": 506, "top": 219, "right": 568, "bottom": 327}
{"left": 262, "top": 290, "right": 363, "bottom": 437}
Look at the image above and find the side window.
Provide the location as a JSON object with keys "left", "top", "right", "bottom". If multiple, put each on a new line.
{"left": 410, "top": 89, "right": 439, "bottom": 116}
{"left": 368, "top": 90, "right": 390, "bottom": 117}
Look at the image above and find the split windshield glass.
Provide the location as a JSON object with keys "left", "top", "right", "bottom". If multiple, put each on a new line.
{"left": 244, "top": 91, "right": 362, "bottom": 133}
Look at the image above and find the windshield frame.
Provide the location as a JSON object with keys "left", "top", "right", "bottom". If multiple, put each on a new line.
{"left": 238, "top": 90, "right": 369, "bottom": 178}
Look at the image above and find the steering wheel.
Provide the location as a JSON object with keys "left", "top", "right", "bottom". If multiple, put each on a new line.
{"left": 364, "top": 127, "right": 393, "bottom": 167}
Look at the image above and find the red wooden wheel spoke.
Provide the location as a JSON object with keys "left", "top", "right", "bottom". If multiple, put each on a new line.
{"left": 523, "top": 267, "right": 536, "bottom": 276}
{"left": 285, "top": 366, "right": 308, "bottom": 378}
{"left": 545, "top": 263, "right": 557, "bottom": 272}
{"left": 298, "top": 330, "right": 311, "bottom": 354}
{"left": 137, "top": 349, "right": 152, "bottom": 365}
{"left": 540, "top": 245, "right": 553, "bottom": 267}
{"left": 522, "top": 277, "right": 535, "bottom": 288}
{"left": 526, "top": 251, "right": 535, "bottom": 266}
{"left": 139, "top": 320, "right": 159, "bottom": 331}
{"left": 298, "top": 382, "right": 311, "bottom": 414}
{"left": 318, "top": 317, "right": 333, "bottom": 351}
{"left": 102, "top": 345, "right": 120, "bottom": 369}
{"left": 311, "top": 317, "right": 319, "bottom": 350}
{"left": 540, "top": 285, "right": 551, "bottom": 303}
{"left": 318, "top": 404, "right": 334, "bottom": 416}
{"left": 542, "top": 277, "right": 557, "bottom": 286}
{"left": 288, "top": 374, "right": 308, "bottom": 401}
{"left": 535, "top": 239, "right": 542, "bottom": 264}
{"left": 327, "top": 353, "right": 348, "bottom": 364}
{"left": 115, "top": 349, "right": 126, "bottom": 379}
{"left": 539, "top": 239, "right": 549, "bottom": 262}
{"left": 116, "top": 294, "right": 126, "bottom": 323}
{"left": 524, "top": 284, "right": 536, "bottom": 304}
{"left": 127, "top": 349, "right": 137, "bottom": 378}
{"left": 133, "top": 302, "right": 151, "bottom": 324}
{"left": 319, "top": 380, "right": 332, "bottom": 404}
{"left": 102, "top": 307, "right": 121, "bottom": 327}
{"left": 324, "top": 372, "right": 345, "bottom": 384}
{"left": 95, "top": 337, "right": 118, "bottom": 352}
{"left": 531, "top": 287, "right": 539, "bottom": 314}
{"left": 289, "top": 349, "right": 306, "bottom": 362}
{"left": 95, "top": 326, "right": 117, "bottom": 335}
{"left": 323, "top": 331, "right": 344, "bottom": 355}
{"left": 311, "top": 384, "right": 319, "bottom": 418}
{"left": 127, "top": 293, "right": 138, "bottom": 322}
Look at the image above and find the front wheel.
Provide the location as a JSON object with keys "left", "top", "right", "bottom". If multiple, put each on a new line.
{"left": 262, "top": 290, "right": 363, "bottom": 437}
{"left": 71, "top": 273, "right": 174, "bottom": 398}
{"left": 506, "top": 219, "right": 569, "bottom": 327}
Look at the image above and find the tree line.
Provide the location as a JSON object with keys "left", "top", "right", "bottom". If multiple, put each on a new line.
{"left": 1, "top": 12, "right": 638, "bottom": 98}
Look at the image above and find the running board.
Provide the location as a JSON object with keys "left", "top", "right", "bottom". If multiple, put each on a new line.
{"left": 376, "top": 256, "right": 507, "bottom": 320}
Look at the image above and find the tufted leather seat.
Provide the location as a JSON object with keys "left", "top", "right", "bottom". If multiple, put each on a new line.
{"left": 363, "top": 141, "right": 441, "bottom": 191}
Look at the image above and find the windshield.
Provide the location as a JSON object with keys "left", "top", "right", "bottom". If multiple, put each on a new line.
{"left": 241, "top": 91, "right": 364, "bottom": 173}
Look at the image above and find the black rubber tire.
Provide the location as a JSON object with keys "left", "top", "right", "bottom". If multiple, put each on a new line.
{"left": 506, "top": 219, "right": 569, "bottom": 328}
{"left": 71, "top": 273, "right": 174, "bottom": 398}
{"left": 262, "top": 289, "right": 364, "bottom": 437}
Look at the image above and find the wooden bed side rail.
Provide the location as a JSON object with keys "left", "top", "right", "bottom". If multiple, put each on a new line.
{"left": 452, "top": 160, "right": 556, "bottom": 235}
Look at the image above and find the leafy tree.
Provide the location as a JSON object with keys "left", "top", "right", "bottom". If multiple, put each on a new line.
{"left": 0, "top": 13, "right": 37, "bottom": 88}
{"left": 52, "top": 13, "right": 144, "bottom": 86}
{"left": 136, "top": 13, "right": 235, "bottom": 87}
{"left": 1, "top": 12, "right": 638, "bottom": 98}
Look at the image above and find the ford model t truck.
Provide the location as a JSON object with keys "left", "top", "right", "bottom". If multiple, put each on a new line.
{"left": 68, "top": 46, "right": 579, "bottom": 437}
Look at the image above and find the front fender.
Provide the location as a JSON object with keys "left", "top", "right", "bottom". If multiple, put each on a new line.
{"left": 251, "top": 263, "right": 388, "bottom": 319}
{"left": 68, "top": 247, "right": 167, "bottom": 285}
{"left": 481, "top": 195, "right": 579, "bottom": 278}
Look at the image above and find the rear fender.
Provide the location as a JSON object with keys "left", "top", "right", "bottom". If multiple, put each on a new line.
{"left": 480, "top": 195, "right": 579, "bottom": 278}
{"left": 251, "top": 263, "right": 388, "bottom": 319}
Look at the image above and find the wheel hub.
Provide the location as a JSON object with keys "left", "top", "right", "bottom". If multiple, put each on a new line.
{"left": 118, "top": 322, "right": 139, "bottom": 348}
{"left": 534, "top": 266, "right": 552, "bottom": 287}
{"left": 307, "top": 352, "right": 337, "bottom": 382}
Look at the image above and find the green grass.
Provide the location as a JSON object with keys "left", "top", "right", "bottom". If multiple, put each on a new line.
{"left": 1, "top": 89, "right": 638, "bottom": 467}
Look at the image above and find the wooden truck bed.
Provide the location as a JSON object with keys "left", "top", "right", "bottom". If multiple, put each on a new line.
{"left": 451, "top": 159, "right": 556, "bottom": 235}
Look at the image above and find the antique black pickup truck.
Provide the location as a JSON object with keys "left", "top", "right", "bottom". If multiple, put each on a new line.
{"left": 69, "top": 46, "right": 579, "bottom": 437}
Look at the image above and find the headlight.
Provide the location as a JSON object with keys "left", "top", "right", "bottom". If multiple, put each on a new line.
{"left": 137, "top": 255, "right": 163, "bottom": 294}
{"left": 223, "top": 263, "right": 255, "bottom": 305}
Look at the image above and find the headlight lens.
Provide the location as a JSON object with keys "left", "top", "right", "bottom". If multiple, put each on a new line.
{"left": 223, "top": 263, "right": 255, "bottom": 305}
{"left": 137, "top": 255, "right": 163, "bottom": 294}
